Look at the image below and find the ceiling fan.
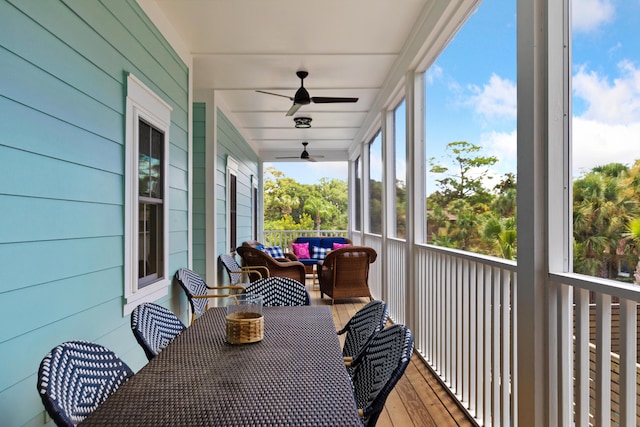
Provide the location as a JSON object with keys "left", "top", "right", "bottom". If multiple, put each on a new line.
{"left": 276, "top": 142, "right": 325, "bottom": 162}
{"left": 257, "top": 71, "right": 359, "bottom": 116}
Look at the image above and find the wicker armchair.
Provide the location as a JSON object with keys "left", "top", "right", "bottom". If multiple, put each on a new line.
{"left": 318, "top": 246, "right": 377, "bottom": 304}
{"left": 236, "top": 245, "right": 306, "bottom": 283}
{"left": 241, "top": 240, "right": 298, "bottom": 261}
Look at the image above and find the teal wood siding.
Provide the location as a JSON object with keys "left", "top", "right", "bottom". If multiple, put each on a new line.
{"left": 192, "top": 103, "right": 207, "bottom": 277}
{"left": 0, "top": 2, "right": 189, "bottom": 425}
{"left": 216, "top": 108, "right": 259, "bottom": 263}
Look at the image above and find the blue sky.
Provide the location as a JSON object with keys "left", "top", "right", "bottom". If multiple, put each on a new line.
{"left": 267, "top": 0, "right": 640, "bottom": 186}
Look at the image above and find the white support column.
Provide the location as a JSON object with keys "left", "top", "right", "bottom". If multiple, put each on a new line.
{"left": 194, "top": 89, "right": 219, "bottom": 284}
{"left": 380, "top": 109, "right": 391, "bottom": 303}
{"left": 348, "top": 158, "right": 355, "bottom": 237}
{"left": 516, "top": 0, "right": 550, "bottom": 425}
{"left": 405, "top": 70, "right": 425, "bottom": 339}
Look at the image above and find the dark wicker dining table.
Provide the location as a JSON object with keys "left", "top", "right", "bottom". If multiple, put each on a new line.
{"left": 81, "top": 306, "right": 362, "bottom": 426}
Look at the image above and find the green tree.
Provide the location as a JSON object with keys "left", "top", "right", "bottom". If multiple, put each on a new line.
{"left": 573, "top": 165, "right": 631, "bottom": 278}
{"left": 303, "top": 196, "right": 336, "bottom": 232}
{"left": 429, "top": 141, "right": 498, "bottom": 206}
{"left": 622, "top": 218, "right": 640, "bottom": 283}
{"left": 264, "top": 166, "right": 308, "bottom": 221}
{"left": 395, "top": 179, "right": 407, "bottom": 238}
{"left": 482, "top": 215, "right": 517, "bottom": 260}
{"left": 369, "top": 179, "right": 383, "bottom": 234}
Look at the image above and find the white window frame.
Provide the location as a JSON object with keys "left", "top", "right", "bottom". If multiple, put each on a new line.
{"left": 123, "top": 73, "right": 172, "bottom": 315}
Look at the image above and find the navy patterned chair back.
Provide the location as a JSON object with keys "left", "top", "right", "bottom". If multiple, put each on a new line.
{"left": 175, "top": 268, "right": 211, "bottom": 318}
{"left": 219, "top": 253, "right": 244, "bottom": 285}
{"left": 131, "top": 303, "right": 186, "bottom": 361}
{"left": 244, "top": 277, "right": 311, "bottom": 306}
{"left": 37, "top": 340, "right": 134, "bottom": 426}
{"left": 351, "top": 324, "right": 413, "bottom": 427}
{"left": 338, "top": 300, "right": 389, "bottom": 360}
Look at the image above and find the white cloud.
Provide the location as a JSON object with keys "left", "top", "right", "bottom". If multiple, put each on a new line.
{"left": 573, "top": 60, "right": 640, "bottom": 124}
{"left": 467, "top": 74, "right": 517, "bottom": 121}
{"left": 426, "top": 64, "right": 443, "bottom": 85}
{"left": 481, "top": 129, "right": 517, "bottom": 170}
{"left": 572, "top": 117, "right": 640, "bottom": 176}
{"left": 572, "top": 0, "right": 615, "bottom": 33}
{"left": 572, "top": 61, "right": 640, "bottom": 175}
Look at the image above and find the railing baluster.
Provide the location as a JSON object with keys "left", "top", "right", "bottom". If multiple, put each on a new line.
{"left": 619, "top": 298, "right": 637, "bottom": 427}
{"left": 596, "top": 293, "right": 612, "bottom": 426}
{"left": 575, "top": 288, "right": 590, "bottom": 427}
{"left": 492, "top": 267, "right": 500, "bottom": 427}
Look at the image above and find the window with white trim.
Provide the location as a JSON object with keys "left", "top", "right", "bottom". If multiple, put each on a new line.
{"left": 124, "top": 73, "right": 172, "bottom": 315}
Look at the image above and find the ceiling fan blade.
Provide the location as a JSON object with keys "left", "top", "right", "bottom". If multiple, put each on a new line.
{"left": 286, "top": 103, "right": 302, "bottom": 116}
{"left": 275, "top": 155, "right": 300, "bottom": 159}
{"left": 311, "top": 96, "right": 359, "bottom": 104}
{"left": 256, "top": 90, "right": 293, "bottom": 100}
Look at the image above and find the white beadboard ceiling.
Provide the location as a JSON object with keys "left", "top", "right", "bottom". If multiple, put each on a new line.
{"left": 142, "top": 0, "right": 478, "bottom": 162}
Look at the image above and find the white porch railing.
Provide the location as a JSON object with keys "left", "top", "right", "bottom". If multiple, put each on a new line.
{"left": 267, "top": 230, "right": 640, "bottom": 426}
{"left": 549, "top": 273, "right": 640, "bottom": 427}
{"left": 415, "top": 244, "right": 517, "bottom": 426}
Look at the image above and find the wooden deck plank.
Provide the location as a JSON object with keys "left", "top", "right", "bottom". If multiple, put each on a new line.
{"left": 305, "top": 279, "right": 476, "bottom": 427}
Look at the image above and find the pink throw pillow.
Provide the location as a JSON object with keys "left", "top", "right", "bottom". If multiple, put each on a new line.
{"left": 292, "top": 242, "right": 311, "bottom": 258}
{"left": 332, "top": 242, "right": 351, "bottom": 250}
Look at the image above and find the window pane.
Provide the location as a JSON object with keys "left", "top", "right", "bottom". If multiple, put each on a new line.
{"left": 139, "top": 202, "right": 164, "bottom": 287}
{"left": 230, "top": 173, "right": 237, "bottom": 251}
{"left": 139, "top": 120, "right": 164, "bottom": 199}
{"left": 139, "top": 121, "right": 151, "bottom": 197}
{"left": 394, "top": 100, "right": 407, "bottom": 238}
{"left": 253, "top": 186, "right": 258, "bottom": 241}
{"left": 138, "top": 119, "right": 165, "bottom": 288}
{"left": 425, "top": 0, "right": 516, "bottom": 258}
{"left": 571, "top": 1, "right": 640, "bottom": 281}
{"left": 369, "top": 132, "right": 382, "bottom": 234}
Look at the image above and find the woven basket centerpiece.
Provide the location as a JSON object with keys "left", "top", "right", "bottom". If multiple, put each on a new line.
{"left": 225, "top": 294, "right": 264, "bottom": 344}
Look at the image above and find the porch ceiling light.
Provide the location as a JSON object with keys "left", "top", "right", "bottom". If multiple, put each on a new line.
{"left": 294, "top": 117, "right": 312, "bottom": 128}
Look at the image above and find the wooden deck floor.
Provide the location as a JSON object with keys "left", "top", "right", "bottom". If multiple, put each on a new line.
{"left": 306, "top": 280, "right": 477, "bottom": 427}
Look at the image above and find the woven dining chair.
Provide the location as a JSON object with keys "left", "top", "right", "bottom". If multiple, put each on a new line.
{"left": 37, "top": 340, "right": 134, "bottom": 427}
{"left": 219, "top": 253, "right": 269, "bottom": 286}
{"left": 338, "top": 300, "right": 389, "bottom": 373}
{"left": 175, "top": 267, "right": 246, "bottom": 323}
{"left": 350, "top": 324, "right": 414, "bottom": 427}
{"left": 131, "top": 303, "right": 186, "bottom": 361}
{"left": 243, "top": 276, "right": 311, "bottom": 306}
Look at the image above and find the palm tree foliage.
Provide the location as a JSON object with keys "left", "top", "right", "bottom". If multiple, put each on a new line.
{"left": 572, "top": 161, "right": 640, "bottom": 281}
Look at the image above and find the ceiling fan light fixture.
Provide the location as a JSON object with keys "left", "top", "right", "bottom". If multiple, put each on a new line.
{"left": 294, "top": 117, "right": 312, "bottom": 128}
